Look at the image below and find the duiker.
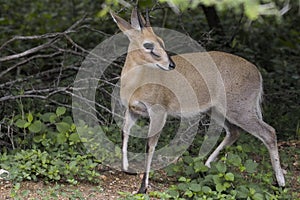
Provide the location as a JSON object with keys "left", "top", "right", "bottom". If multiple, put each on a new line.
{"left": 111, "top": 8, "right": 285, "bottom": 193}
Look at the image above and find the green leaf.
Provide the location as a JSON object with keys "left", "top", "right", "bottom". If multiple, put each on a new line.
{"left": 178, "top": 176, "right": 187, "bottom": 182}
{"left": 253, "top": 192, "right": 264, "bottom": 200}
{"left": 236, "top": 186, "right": 250, "bottom": 199}
{"left": 24, "top": 122, "right": 31, "bottom": 128}
{"left": 70, "top": 124, "right": 76, "bottom": 132}
{"left": 56, "top": 107, "right": 66, "bottom": 117}
{"left": 56, "top": 122, "right": 71, "bottom": 133}
{"left": 56, "top": 133, "right": 67, "bottom": 144}
{"left": 177, "top": 183, "right": 188, "bottom": 191}
{"left": 27, "top": 112, "right": 33, "bottom": 123}
{"left": 216, "top": 183, "right": 226, "bottom": 192}
{"left": 225, "top": 172, "right": 235, "bottom": 182}
{"left": 215, "top": 162, "right": 227, "bottom": 173}
{"left": 185, "top": 165, "right": 195, "bottom": 175}
{"left": 40, "top": 112, "right": 56, "bottom": 122}
{"left": 166, "top": 190, "right": 179, "bottom": 198}
{"left": 49, "top": 114, "right": 57, "bottom": 123}
{"left": 28, "top": 120, "right": 42, "bottom": 133}
{"left": 15, "top": 119, "right": 27, "bottom": 128}
{"left": 223, "top": 182, "right": 231, "bottom": 189}
{"left": 96, "top": 6, "right": 110, "bottom": 18}
{"left": 69, "top": 160, "right": 77, "bottom": 170}
{"left": 244, "top": 1, "right": 259, "bottom": 20}
{"left": 69, "top": 133, "right": 81, "bottom": 144}
{"left": 21, "top": 190, "right": 30, "bottom": 197}
{"left": 189, "top": 183, "right": 201, "bottom": 192}
{"left": 33, "top": 134, "right": 44, "bottom": 143}
{"left": 213, "top": 174, "right": 221, "bottom": 185}
{"left": 62, "top": 116, "right": 73, "bottom": 124}
{"left": 183, "top": 155, "right": 193, "bottom": 164}
{"left": 202, "top": 186, "right": 212, "bottom": 194}
{"left": 184, "top": 190, "right": 193, "bottom": 198}
{"left": 228, "top": 153, "right": 242, "bottom": 167}
{"left": 14, "top": 182, "right": 21, "bottom": 190}
{"left": 245, "top": 159, "right": 259, "bottom": 173}
{"left": 194, "top": 160, "right": 208, "bottom": 173}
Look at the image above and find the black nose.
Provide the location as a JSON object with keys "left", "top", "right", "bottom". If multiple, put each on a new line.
{"left": 168, "top": 56, "right": 176, "bottom": 69}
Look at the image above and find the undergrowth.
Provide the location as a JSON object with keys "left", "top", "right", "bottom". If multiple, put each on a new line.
{"left": 0, "top": 107, "right": 100, "bottom": 185}
{"left": 0, "top": 108, "right": 299, "bottom": 199}
{"left": 120, "top": 134, "right": 298, "bottom": 200}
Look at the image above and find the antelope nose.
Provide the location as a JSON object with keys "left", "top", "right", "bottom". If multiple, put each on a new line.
{"left": 168, "top": 56, "right": 176, "bottom": 69}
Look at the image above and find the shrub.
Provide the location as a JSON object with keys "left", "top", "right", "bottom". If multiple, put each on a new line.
{"left": 0, "top": 107, "right": 100, "bottom": 184}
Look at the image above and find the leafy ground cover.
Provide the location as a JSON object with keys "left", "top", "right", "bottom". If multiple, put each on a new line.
{"left": 0, "top": 109, "right": 299, "bottom": 200}
{"left": 0, "top": 142, "right": 299, "bottom": 200}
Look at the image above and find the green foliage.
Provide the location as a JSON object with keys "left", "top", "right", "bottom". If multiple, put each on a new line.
{"left": 121, "top": 135, "right": 295, "bottom": 199}
{"left": 162, "top": 147, "right": 292, "bottom": 199}
{"left": 0, "top": 107, "right": 100, "bottom": 184}
{"left": 101, "top": 0, "right": 285, "bottom": 20}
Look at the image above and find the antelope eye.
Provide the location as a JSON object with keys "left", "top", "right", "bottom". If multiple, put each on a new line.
{"left": 143, "top": 42, "right": 154, "bottom": 50}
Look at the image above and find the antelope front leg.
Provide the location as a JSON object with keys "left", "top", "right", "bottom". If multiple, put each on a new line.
{"left": 138, "top": 105, "right": 167, "bottom": 193}
{"left": 122, "top": 109, "right": 137, "bottom": 172}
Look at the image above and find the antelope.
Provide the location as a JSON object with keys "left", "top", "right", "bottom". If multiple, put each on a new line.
{"left": 110, "top": 8, "right": 286, "bottom": 193}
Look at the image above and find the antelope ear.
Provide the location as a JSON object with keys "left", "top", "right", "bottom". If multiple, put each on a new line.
{"left": 131, "top": 7, "right": 145, "bottom": 30}
{"left": 110, "top": 11, "right": 132, "bottom": 32}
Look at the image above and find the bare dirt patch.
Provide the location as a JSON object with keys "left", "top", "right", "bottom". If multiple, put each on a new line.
{"left": 0, "top": 169, "right": 171, "bottom": 200}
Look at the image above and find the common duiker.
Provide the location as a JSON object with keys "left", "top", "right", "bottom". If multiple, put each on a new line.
{"left": 111, "top": 8, "right": 285, "bottom": 193}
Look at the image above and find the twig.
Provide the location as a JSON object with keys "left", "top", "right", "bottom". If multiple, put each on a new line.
{"left": 0, "top": 52, "right": 62, "bottom": 78}
{"left": 0, "top": 64, "right": 79, "bottom": 88}
{"left": 66, "top": 14, "right": 87, "bottom": 31}
{"left": 78, "top": 25, "right": 111, "bottom": 37}
{"left": 50, "top": 44, "right": 87, "bottom": 57}
{"left": 0, "top": 15, "right": 87, "bottom": 62}
{"left": 0, "top": 31, "right": 75, "bottom": 51}
{"left": 0, "top": 37, "right": 58, "bottom": 62}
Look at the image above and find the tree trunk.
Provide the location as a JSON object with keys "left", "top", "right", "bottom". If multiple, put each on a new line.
{"left": 201, "top": 5, "right": 225, "bottom": 36}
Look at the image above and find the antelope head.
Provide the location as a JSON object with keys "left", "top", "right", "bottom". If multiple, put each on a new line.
{"left": 111, "top": 8, "right": 176, "bottom": 71}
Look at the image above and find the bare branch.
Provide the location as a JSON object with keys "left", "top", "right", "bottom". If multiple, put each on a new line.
{"left": 0, "top": 31, "right": 75, "bottom": 51}
{"left": 66, "top": 14, "right": 87, "bottom": 31}
{"left": 0, "top": 38, "right": 59, "bottom": 62}
{"left": 0, "top": 14, "right": 119, "bottom": 129}
{"left": 0, "top": 52, "right": 62, "bottom": 78}
{"left": 78, "top": 25, "right": 111, "bottom": 37}
{"left": 0, "top": 15, "right": 88, "bottom": 62}
{"left": 0, "top": 64, "right": 79, "bottom": 88}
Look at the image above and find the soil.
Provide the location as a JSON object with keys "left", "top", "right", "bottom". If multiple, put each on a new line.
{"left": 0, "top": 169, "right": 172, "bottom": 200}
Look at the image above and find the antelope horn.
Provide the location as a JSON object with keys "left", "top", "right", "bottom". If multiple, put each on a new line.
{"left": 136, "top": 8, "right": 145, "bottom": 29}
{"left": 145, "top": 8, "right": 151, "bottom": 27}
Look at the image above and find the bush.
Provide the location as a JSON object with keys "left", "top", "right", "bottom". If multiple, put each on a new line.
{"left": 123, "top": 141, "right": 293, "bottom": 199}
{"left": 0, "top": 107, "right": 100, "bottom": 184}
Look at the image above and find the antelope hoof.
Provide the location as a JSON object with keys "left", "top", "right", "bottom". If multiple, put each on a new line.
{"left": 122, "top": 167, "right": 138, "bottom": 175}
{"left": 137, "top": 186, "right": 147, "bottom": 194}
